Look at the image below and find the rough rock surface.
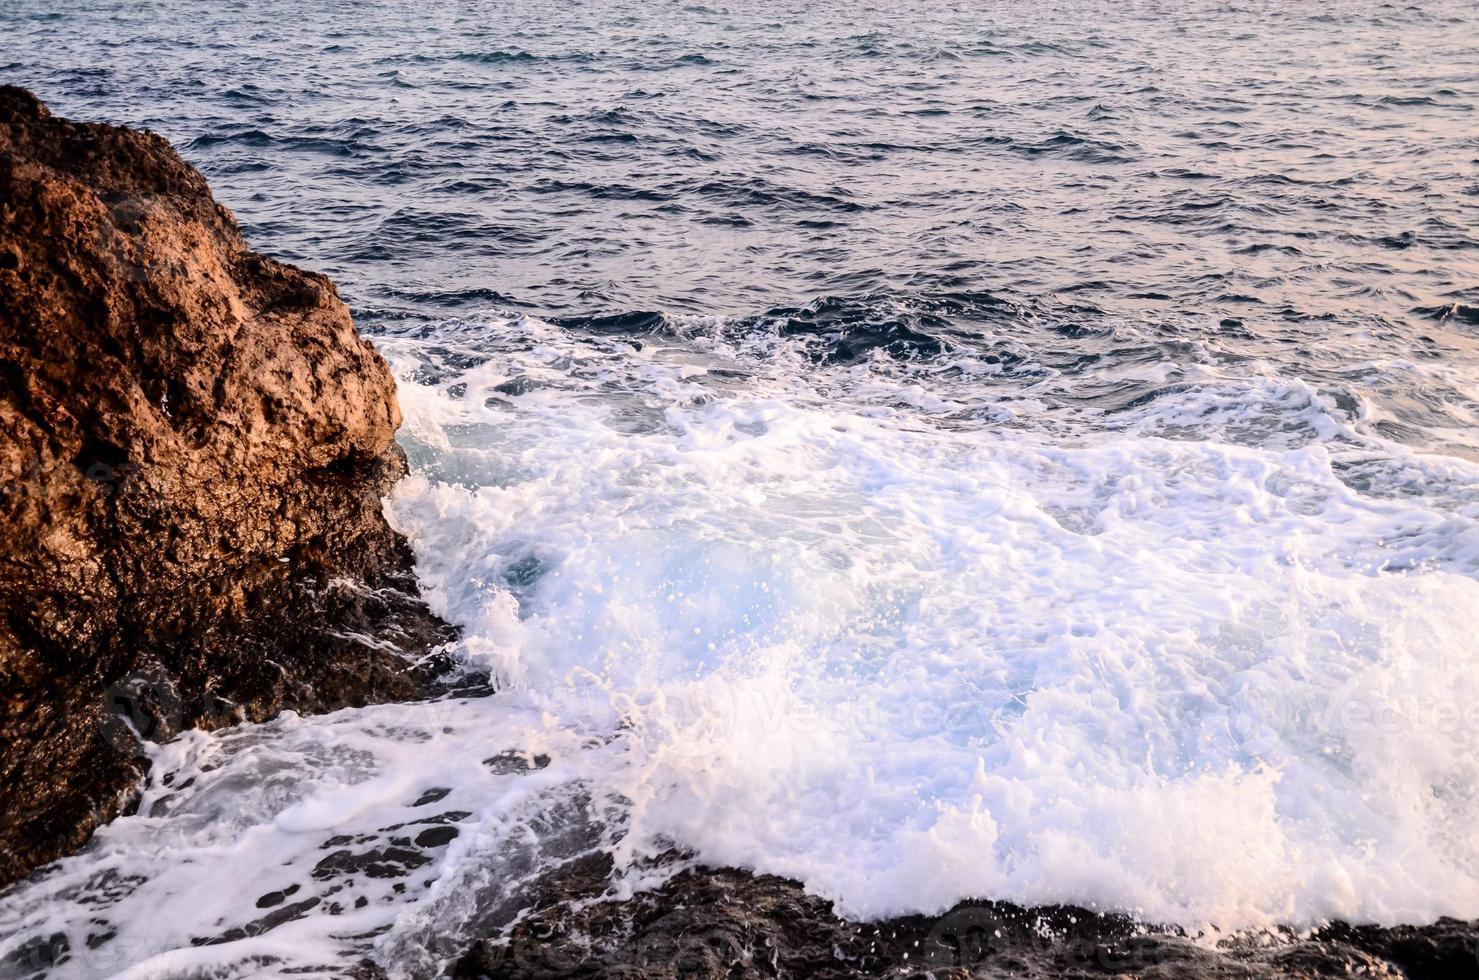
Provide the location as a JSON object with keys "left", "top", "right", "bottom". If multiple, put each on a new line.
{"left": 453, "top": 858, "right": 1479, "bottom": 980}
{"left": 0, "top": 86, "right": 456, "bottom": 887}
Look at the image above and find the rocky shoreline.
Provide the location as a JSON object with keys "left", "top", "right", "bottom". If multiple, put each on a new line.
{"left": 0, "top": 85, "right": 457, "bottom": 886}
{"left": 2, "top": 88, "right": 1475, "bottom": 979}
{"left": 452, "top": 856, "right": 1478, "bottom": 979}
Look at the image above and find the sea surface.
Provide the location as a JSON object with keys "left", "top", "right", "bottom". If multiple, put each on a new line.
{"left": 3, "top": 1, "right": 1479, "bottom": 976}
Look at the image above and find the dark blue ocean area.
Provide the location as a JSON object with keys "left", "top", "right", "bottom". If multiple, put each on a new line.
{"left": 7, "top": 0, "right": 1475, "bottom": 377}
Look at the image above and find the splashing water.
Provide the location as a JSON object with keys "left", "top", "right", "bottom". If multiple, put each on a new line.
{"left": 4, "top": 308, "right": 1477, "bottom": 979}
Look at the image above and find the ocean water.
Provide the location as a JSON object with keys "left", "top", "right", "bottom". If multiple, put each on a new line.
{"left": 3, "top": 0, "right": 1479, "bottom": 976}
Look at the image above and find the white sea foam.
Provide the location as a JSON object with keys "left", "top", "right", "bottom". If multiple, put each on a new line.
{"left": 3, "top": 313, "right": 1477, "bottom": 978}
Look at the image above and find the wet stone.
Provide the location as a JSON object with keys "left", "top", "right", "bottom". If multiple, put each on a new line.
{"left": 313, "top": 846, "right": 434, "bottom": 881}
{"left": 415, "top": 826, "right": 460, "bottom": 848}
{"left": 255, "top": 882, "right": 301, "bottom": 908}
{"left": 483, "top": 751, "right": 552, "bottom": 775}
{"left": 197, "top": 897, "right": 321, "bottom": 946}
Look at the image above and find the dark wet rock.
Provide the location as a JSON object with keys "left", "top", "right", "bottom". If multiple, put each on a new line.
{"left": 198, "top": 897, "right": 322, "bottom": 947}
{"left": 493, "top": 376, "right": 545, "bottom": 396}
{"left": 255, "top": 883, "right": 302, "bottom": 909}
{"left": 0, "top": 86, "right": 458, "bottom": 887}
{"left": 451, "top": 860, "right": 1479, "bottom": 980}
{"left": 484, "top": 750, "right": 552, "bottom": 775}
{"left": 414, "top": 825, "right": 460, "bottom": 848}
{"left": 413, "top": 787, "right": 453, "bottom": 807}
{"left": 377, "top": 809, "right": 473, "bottom": 834}
{"left": 312, "top": 845, "right": 435, "bottom": 881}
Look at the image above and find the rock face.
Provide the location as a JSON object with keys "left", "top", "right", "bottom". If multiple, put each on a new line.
{"left": 0, "top": 86, "right": 455, "bottom": 886}
{"left": 454, "top": 858, "right": 1479, "bottom": 980}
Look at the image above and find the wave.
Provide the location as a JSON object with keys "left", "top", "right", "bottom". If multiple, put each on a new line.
{"left": 7, "top": 304, "right": 1477, "bottom": 977}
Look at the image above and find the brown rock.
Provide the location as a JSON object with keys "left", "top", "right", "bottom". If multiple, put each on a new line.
{"left": 0, "top": 86, "right": 459, "bottom": 886}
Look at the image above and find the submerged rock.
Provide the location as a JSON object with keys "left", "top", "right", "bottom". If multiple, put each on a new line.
{"left": 0, "top": 86, "right": 457, "bottom": 886}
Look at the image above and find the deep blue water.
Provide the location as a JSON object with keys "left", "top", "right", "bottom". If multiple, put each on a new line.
{"left": 6, "top": 0, "right": 1477, "bottom": 455}
{"left": 4, "top": 1, "right": 1475, "bottom": 319}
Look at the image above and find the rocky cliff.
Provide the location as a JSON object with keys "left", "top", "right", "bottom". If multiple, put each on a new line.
{"left": 0, "top": 86, "right": 455, "bottom": 886}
